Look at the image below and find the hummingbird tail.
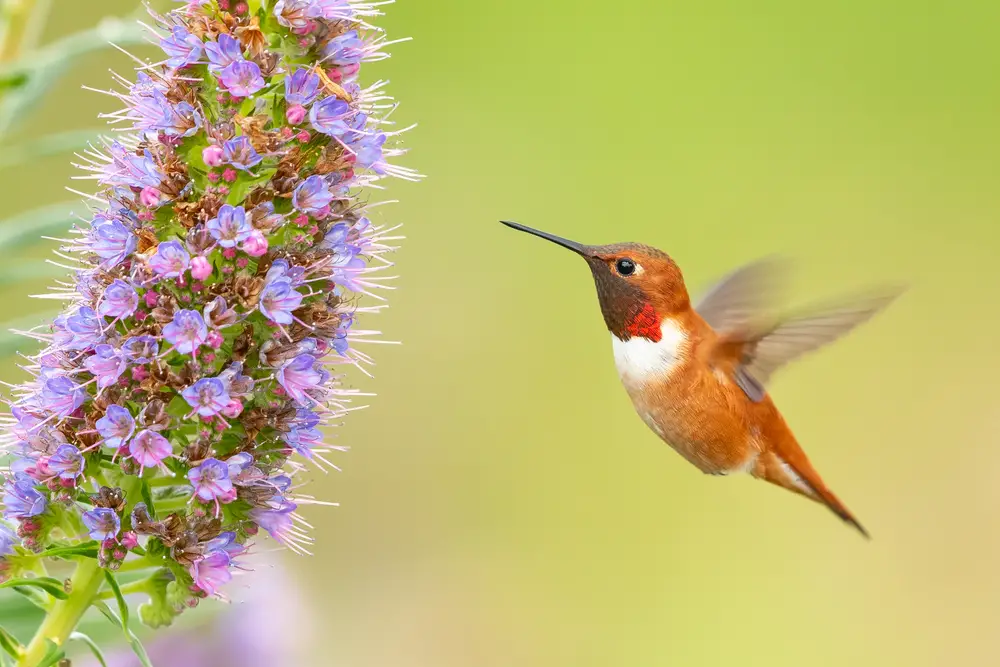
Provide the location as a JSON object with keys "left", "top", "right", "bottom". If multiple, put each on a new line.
{"left": 752, "top": 450, "right": 869, "bottom": 539}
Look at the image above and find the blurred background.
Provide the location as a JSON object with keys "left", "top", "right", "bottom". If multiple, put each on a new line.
{"left": 2, "top": 0, "right": 999, "bottom": 665}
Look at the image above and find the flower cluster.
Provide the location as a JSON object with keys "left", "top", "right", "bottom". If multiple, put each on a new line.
{"left": 0, "top": 0, "right": 415, "bottom": 625}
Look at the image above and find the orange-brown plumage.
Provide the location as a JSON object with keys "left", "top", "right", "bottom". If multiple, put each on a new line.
{"left": 500, "top": 220, "right": 902, "bottom": 538}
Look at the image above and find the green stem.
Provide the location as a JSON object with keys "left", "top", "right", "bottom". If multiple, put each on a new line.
{"left": 17, "top": 559, "right": 104, "bottom": 667}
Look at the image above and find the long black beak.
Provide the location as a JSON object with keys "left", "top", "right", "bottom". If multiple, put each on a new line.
{"left": 500, "top": 220, "right": 589, "bottom": 256}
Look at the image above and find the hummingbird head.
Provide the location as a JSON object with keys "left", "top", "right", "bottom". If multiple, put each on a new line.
{"left": 501, "top": 221, "right": 690, "bottom": 341}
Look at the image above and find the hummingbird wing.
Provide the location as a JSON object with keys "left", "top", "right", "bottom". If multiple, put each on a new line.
{"left": 714, "top": 289, "right": 904, "bottom": 402}
{"left": 693, "top": 256, "right": 789, "bottom": 334}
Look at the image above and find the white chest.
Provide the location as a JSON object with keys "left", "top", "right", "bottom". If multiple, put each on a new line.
{"left": 611, "top": 319, "right": 688, "bottom": 388}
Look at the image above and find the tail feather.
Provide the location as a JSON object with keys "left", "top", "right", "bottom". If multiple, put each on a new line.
{"left": 752, "top": 449, "right": 869, "bottom": 539}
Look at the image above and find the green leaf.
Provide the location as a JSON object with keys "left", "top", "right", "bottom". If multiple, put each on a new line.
{"left": 8, "top": 584, "right": 50, "bottom": 610}
{"left": 137, "top": 569, "right": 181, "bottom": 630}
{"left": 0, "top": 262, "right": 63, "bottom": 287}
{"left": 0, "top": 626, "right": 22, "bottom": 659}
{"left": 0, "top": 590, "right": 44, "bottom": 638}
{"left": 0, "top": 128, "right": 107, "bottom": 169}
{"left": 0, "top": 71, "right": 28, "bottom": 92}
{"left": 0, "top": 13, "right": 148, "bottom": 137}
{"left": 0, "top": 577, "right": 67, "bottom": 600}
{"left": 36, "top": 542, "right": 100, "bottom": 560}
{"left": 226, "top": 167, "right": 277, "bottom": 205}
{"left": 69, "top": 632, "right": 108, "bottom": 667}
{"left": 102, "top": 572, "right": 153, "bottom": 667}
{"left": 35, "top": 640, "right": 64, "bottom": 667}
{"left": 91, "top": 600, "right": 120, "bottom": 629}
{"left": 0, "top": 201, "right": 82, "bottom": 251}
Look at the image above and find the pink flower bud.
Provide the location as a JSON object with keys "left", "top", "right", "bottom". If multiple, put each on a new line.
{"left": 202, "top": 144, "right": 224, "bottom": 167}
{"left": 207, "top": 330, "right": 224, "bottom": 349}
{"left": 296, "top": 130, "right": 310, "bottom": 143}
{"left": 144, "top": 291, "right": 159, "bottom": 308}
{"left": 241, "top": 230, "right": 269, "bottom": 257}
{"left": 222, "top": 247, "right": 237, "bottom": 260}
{"left": 222, "top": 168, "right": 238, "bottom": 182}
{"left": 139, "top": 187, "right": 161, "bottom": 208}
{"left": 190, "top": 256, "right": 213, "bottom": 281}
{"left": 286, "top": 104, "right": 307, "bottom": 125}
{"left": 120, "top": 532, "right": 139, "bottom": 550}
{"left": 207, "top": 171, "right": 220, "bottom": 183}
{"left": 222, "top": 399, "right": 244, "bottom": 418}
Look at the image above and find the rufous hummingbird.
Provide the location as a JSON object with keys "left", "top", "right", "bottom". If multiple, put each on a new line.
{"left": 501, "top": 220, "right": 902, "bottom": 538}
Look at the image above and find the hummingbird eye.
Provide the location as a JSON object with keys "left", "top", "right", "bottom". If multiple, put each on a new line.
{"left": 615, "top": 258, "right": 637, "bottom": 276}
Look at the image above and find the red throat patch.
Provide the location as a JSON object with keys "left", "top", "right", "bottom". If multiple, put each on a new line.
{"left": 624, "top": 302, "right": 662, "bottom": 341}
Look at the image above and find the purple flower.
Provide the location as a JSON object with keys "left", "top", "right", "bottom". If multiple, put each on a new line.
{"left": 0, "top": 523, "right": 16, "bottom": 557}
{"left": 205, "top": 34, "right": 243, "bottom": 72}
{"left": 83, "top": 345, "right": 127, "bottom": 389}
{"left": 96, "top": 405, "right": 135, "bottom": 449}
{"left": 309, "top": 97, "right": 353, "bottom": 137}
{"left": 81, "top": 508, "right": 120, "bottom": 541}
{"left": 206, "top": 205, "right": 252, "bottom": 248}
{"left": 259, "top": 280, "right": 303, "bottom": 325}
{"left": 64, "top": 307, "right": 104, "bottom": 350}
{"left": 38, "top": 377, "right": 86, "bottom": 418}
{"left": 161, "top": 26, "right": 203, "bottom": 68}
{"left": 308, "top": 0, "right": 354, "bottom": 20}
{"left": 121, "top": 336, "right": 159, "bottom": 364}
{"left": 90, "top": 214, "right": 137, "bottom": 268}
{"left": 219, "top": 60, "right": 265, "bottom": 98}
{"left": 188, "top": 459, "right": 233, "bottom": 502}
{"left": 181, "top": 378, "right": 231, "bottom": 418}
{"left": 203, "top": 296, "right": 238, "bottom": 329}
{"left": 323, "top": 30, "right": 365, "bottom": 66}
{"left": 264, "top": 259, "right": 305, "bottom": 287}
{"left": 48, "top": 445, "right": 85, "bottom": 480}
{"left": 204, "top": 531, "right": 246, "bottom": 558}
{"left": 218, "top": 362, "right": 254, "bottom": 397}
{"left": 190, "top": 549, "right": 232, "bottom": 596}
{"left": 128, "top": 430, "right": 172, "bottom": 470}
{"left": 148, "top": 240, "right": 190, "bottom": 278}
{"left": 126, "top": 74, "right": 199, "bottom": 135}
{"left": 2, "top": 475, "right": 47, "bottom": 519}
{"left": 97, "top": 280, "right": 138, "bottom": 319}
{"left": 284, "top": 68, "right": 320, "bottom": 105}
{"left": 273, "top": 0, "right": 312, "bottom": 29}
{"left": 284, "top": 424, "right": 323, "bottom": 459}
{"left": 221, "top": 136, "right": 262, "bottom": 171}
{"left": 0, "top": 0, "right": 417, "bottom": 606}
{"left": 347, "top": 132, "right": 388, "bottom": 172}
{"left": 249, "top": 499, "right": 298, "bottom": 546}
{"left": 277, "top": 354, "right": 324, "bottom": 404}
{"left": 292, "top": 175, "right": 333, "bottom": 213}
{"left": 104, "top": 143, "right": 163, "bottom": 189}
{"left": 163, "top": 309, "right": 208, "bottom": 355}
{"left": 332, "top": 313, "right": 353, "bottom": 355}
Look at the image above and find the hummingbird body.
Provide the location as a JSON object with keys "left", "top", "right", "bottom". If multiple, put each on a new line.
{"left": 502, "top": 222, "right": 901, "bottom": 537}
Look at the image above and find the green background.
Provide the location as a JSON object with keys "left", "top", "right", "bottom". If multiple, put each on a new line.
{"left": 3, "top": 1, "right": 1000, "bottom": 665}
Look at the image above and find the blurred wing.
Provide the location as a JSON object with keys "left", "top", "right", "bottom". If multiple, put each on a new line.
{"left": 721, "top": 289, "right": 905, "bottom": 402}
{"left": 694, "top": 256, "right": 789, "bottom": 333}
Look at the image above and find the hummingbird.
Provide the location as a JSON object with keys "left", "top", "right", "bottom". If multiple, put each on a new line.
{"left": 500, "top": 220, "right": 903, "bottom": 538}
